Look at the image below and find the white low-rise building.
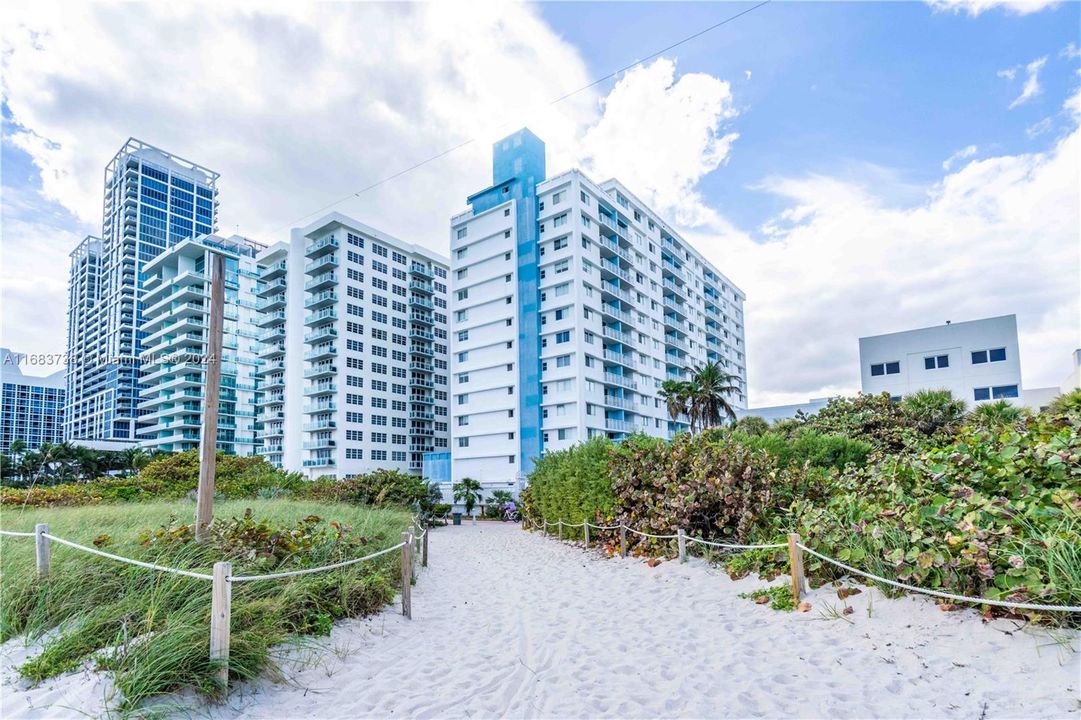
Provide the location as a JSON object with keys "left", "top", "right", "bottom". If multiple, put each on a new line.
{"left": 859, "top": 315, "right": 1023, "bottom": 407}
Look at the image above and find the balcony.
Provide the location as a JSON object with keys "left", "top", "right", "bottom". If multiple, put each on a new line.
{"left": 303, "top": 458, "right": 336, "bottom": 468}
{"left": 665, "top": 335, "right": 689, "bottom": 352}
{"left": 255, "top": 393, "right": 285, "bottom": 406}
{"left": 409, "top": 377, "right": 434, "bottom": 388}
{"left": 259, "top": 343, "right": 286, "bottom": 359}
{"left": 599, "top": 259, "right": 631, "bottom": 282}
{"left": 304, "top": 309, "right": 337, "bottom": 326}
{"left": 603, "top": 350, "right": 636, "bottom": 368}
{"left": 409, "top": 410, "right": 435, "bottom": 420}
{"left": 602, "top": 326, "right": 634, "bottom": 345}
{"left": 410, "top": 427, "right": 435, "bottom": 437}
{"left": 305, "top": 236, "right": 339, "bottom": 258}
{"left": 600, "top": 283, "right": 633, "bottom": 303}
{"left": 303, "top": 439, "right": 337, "bottom": 450}
{"left": 260, "top": 376, "right": 285, "bottom": 391}
{"left": 409, "top": 312, "right": 434, "bottom": 325}
{"left": 304, "top": 383, "right": 337, "bottom": 397}
{"left": 305, "top": 290, "right": 337, "bottom": 310}
{"left": 257, "top": 279, "right": 287, "bottom": 298}
{"left": 408, "top": 296, "right": 434, "bottom": 309}
{"left": 409, "top": 393, "right": 434, "bottom": 405}
{"left": 409, "top": 343, "right": 433, "bottom": 356}
{"left": 408, "top": 361, "right": 434, "bottom": 373}
{"left": 258, "top": 360, "right": 285, "bottom": 375}
{"left": 604, "top": 372, "right": 638, "bottom": 390}
{"left": 601, "top": 394, "right": 635, "bottom": 411}
{"left": 600, "top": 304, "right": 634, "bottom": 325}
{"left": 303, "top": 402, "right": 337, "bottom": 414}
{"left": 304, "top": 254, "right": 339, "bottom": 274}
{"left": 410, "top": 263, "right": 434, "bottom": 278}
{"left": 257, "top": 294, "right": 286, "bottom": 312}
{"left": 261, "top": 260, "right": 287, "bottom": 281}
{"left": 258, "top": 326, "right": 286, "bottom": 344}
{"left": 304, "top": 364, "right": 337, "bottom": 379}
{"left": 304, "top": 273, "right": 338, "bottom": 292}
{"left": 303, "top": 420, "right": 337, "bottom": 431}
{"left": 256, "top": 310, "right": 286, "bottom": 328}
{"left": 662, "top": 260, "right": 686, "bottom": 281}
{"left": 409, "top": 328, "right": 434, "bottom": 341}
{"left": 304, "top": 345, "right": 337, "bottom": 361}
{"left": 605, "top": 418, "right": 635, "bottom": 433}
{"left": 304, "top": 327, "right": 338, "bottom": 344}
{"left": 409, "top": 280, "right": 434, "bottom": 295}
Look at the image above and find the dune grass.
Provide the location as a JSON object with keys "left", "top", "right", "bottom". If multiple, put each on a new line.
{"left": 0, "top": 499, "right": 411, "bottom": 712}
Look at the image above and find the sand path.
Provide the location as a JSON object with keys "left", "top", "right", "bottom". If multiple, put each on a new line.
{"left": 3, "top": 521, "right": 1078, "bottom": 718}
{"left": 210, "top": 522, "right": 1078, "bottom": 719}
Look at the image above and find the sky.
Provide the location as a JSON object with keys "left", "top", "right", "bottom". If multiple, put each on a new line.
{"left": 2, "top": 0, "right": 1078, "bottom": 406}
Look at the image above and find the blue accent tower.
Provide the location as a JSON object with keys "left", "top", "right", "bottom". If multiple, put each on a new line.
{"left": 465, "top": 129, "right": 546, "bottom": 475}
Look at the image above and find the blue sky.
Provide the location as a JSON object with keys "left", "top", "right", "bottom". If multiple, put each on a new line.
{"left": 2, "top": 1, "right": 1078, "bottom": 404}
{"left": 541, "top": 1, "right": 1080, "bottom": 228}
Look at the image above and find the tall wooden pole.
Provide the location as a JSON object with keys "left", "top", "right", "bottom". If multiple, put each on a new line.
{"left": 196, "top": 252, "right": 226, "bottom": 542}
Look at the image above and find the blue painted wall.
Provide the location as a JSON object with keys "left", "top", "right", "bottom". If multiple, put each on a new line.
{"left": 466, "top": 128, "right": 546, "bottom": 476}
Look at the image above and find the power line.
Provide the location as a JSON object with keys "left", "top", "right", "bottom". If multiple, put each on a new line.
{"left": 276, "top": 0, "right": 771, "bottom": 232}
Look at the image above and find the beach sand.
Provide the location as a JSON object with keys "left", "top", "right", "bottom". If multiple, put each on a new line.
{"left": 2, "top": 521, "right": 1078, "bottom": 718}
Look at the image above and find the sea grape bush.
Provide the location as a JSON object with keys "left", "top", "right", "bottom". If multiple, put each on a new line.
{"left": 523, "top": 391, "right": 1081, "bottom": 621}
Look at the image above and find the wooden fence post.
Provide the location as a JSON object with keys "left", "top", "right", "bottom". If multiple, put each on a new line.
{"left": 788, "top": 533, "right": 807, "bottom": 602}
{"left": 584, "top": 523, "right": 590, "bottom": 547}
{"left": 543, "top": 519, "right": 547, "bottom": 536}
{"left": 619, "top": 526, "right": 627, "bottom": 558}
{"left": 35, "top": 523, "right": 50, "bottom": 578}
{"left": 677, "top": 529, "right": 686, "bottom": 564}
{"left": 210, "top": 561, "right": 231, "bottom": 695}
{"left": 558, "top": 520, "right": 563, "bottom": 540}
{"left": 422, "top": 525, "right": 429, "bottom": 568}
{"left": 400, "top": 532, "right": 412, "bottom": 619}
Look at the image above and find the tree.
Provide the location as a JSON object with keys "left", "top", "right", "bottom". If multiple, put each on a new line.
{"left": 688, "top": 362, "right": 741, "bottom": 429}
{"left": 659, "top": 380, "right": 694, "bottom": 432}
{"left": 967, "top": 400, "right": 1027, "bottom": 431}
{"left": 901, "top": 389, "right": 966, "bottom": 436}
{"left": 453, "top": 477, "right": 483, "bottom": 516}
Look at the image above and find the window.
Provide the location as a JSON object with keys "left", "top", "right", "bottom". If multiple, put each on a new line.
{"left": 457, "top": 330, "right": 469, "bottom": 342}
{"left": 972, "top": 348, "right": 1007, "bottom": 364}
{"left": 458, "top": 373, "right": 469, "bottom": 383}
{"left": 457, "top": 394, "right": 468, "bottom": 405}
{"left": 973, "top": 387, "right": 991, "bottom": 401}
{"left": 924, "top": 355, "right": 949, "bottom": 370}
{"left": 457, "top": 351, "right": 468, "bottom": 362}
{"left": 458, "top": 437, "right": 469, "bottom": 447}
{"left": 553, "top": 213, "right": 567, "bottom": 228}
{"left": 456, "top": 268, "right": 467, "bottom": 279}
{"left": 992, "top": 384, "right": 1018, "bottom": 399}
{"left": 456, "top": 248, "right": 467, "bottom": 259}
{"left": 457, "top": 227, "right": 467, "bottom": 239}
{"left": 458, "top": 416, "right": 469, "bottom": 426}
{"left": 555, "top": 331, "right": 570, "bottom": 344}
{"left": 457, "top": 289, "right": 468, "bottom": 301}
{"left": 870, "top": 362, "right": 900, "bottom": 376}
{"left": 552, "top": 191, "right": 563, "bottom": 205}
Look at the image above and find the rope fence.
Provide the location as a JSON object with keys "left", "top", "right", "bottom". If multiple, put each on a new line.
{"left": 0, "top": 516, "right": 432, "bottom": 695}
{"left": 528, "top": 517, "right": 1081, "bottom": 615}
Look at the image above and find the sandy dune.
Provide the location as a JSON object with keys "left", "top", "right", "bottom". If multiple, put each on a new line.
{"left": 3, "top": 521, "right": 1078, "bottom": 719}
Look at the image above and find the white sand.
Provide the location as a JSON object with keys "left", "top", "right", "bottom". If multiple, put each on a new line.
{"left": 2, "top": 521, "right": 1078, "bottom": 719}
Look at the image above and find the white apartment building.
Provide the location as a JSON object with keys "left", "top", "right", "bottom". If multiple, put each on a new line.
{"left": 448, "top": 129, "right": 748, "bottom": 487}
{"left": 138, "top": 235, "right": 266, "bottom": 455}
{"left": 859, "top": 315, "right": 1023, "bottom": 406}
{"left": 253, "top": 213, "right": 450, "bottom": 478}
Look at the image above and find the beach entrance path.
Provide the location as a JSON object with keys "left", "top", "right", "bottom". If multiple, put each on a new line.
{"left": 207, "top": 521, "right": 1078, "bottom": 719}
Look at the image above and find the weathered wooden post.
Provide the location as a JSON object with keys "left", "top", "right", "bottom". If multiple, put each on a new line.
{"left": 400, "top": 532, "right": 412, "bottom": 619}
{"left": 558, "top": 520, "right": 563, "bottom": 540}
{"left": 35, "top": 523, "right": 50, "bottom": 578}
{"left": 196, "top": 252, "right": 226, "bottom": 542}
{"left": 210, "top": 561, "right": 231, "bottom": 694}
{"left": 677, "top": 529, "right": 687, "bottom": 564}
{"left": 542, "top": 519, "right": 548, "bottom": 536}
{"left": 422, "top": 525, "right": 429, "bottom": 568}
{"left": 619, "top": 526, "right": 627, "bottom": 558}
{"left": 788, "top": 533, "right": 807, "bottom": 602}
{"left": 584, "top": 523, "right": 590, "bottom": 547}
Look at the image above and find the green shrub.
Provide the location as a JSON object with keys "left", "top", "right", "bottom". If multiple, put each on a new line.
{"left": 297, "top": 469, "right": 426, "bottom": 507}
{"left": 524, "top": 436, "right": 616, "bottom": 535}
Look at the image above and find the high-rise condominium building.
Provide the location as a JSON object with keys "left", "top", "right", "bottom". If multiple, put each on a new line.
{"left": 253, "top": 213, "right": 450, "bottom": 478}
{"left": 1, "top": 349, "right": 66, "bottom": 453}
{"left": 138, "top": 235, "right": 266, "bottom": 455}
{"left": 449, "top": 129, "right": 747, "bottom": 486}
{"left": 65, "top": 139, "right": 219, "bottom": 442}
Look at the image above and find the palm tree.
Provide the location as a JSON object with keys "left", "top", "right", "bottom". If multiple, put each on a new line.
{"left": 967, "top": 400, "right": 1027, "bottom": 431}
{"left": 688, "top": 361, "right": 741, "bottom": 429}
{"left": 901, "top": 389, "right": 966, "bottom": 436}
{"left": 7, "top": 440, "right": 27, "bottom": 482}
{"left": 453, "top": 477, "right": 484, "bottom": 516}
{"left": 659, "top": 379, "right": 694, "bottom": 432}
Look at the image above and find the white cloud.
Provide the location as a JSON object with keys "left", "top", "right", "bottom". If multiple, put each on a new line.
{"left": 1, "top": 2, "right": 603, "bottom": 356}
{"left": 579, "top": 58, "right": 740, "bottom": 227}
{"left": 927, "top": 0, "right": 1060, "bottom": 16}
{"left": 685, "top": 87, "right": 1081, "bottom": 406}
{"left": 1062, "top": 43, "right": 1081, "bottom": 60}
{"left": 942, "top": 144, "right": 978, "bottom": 170}
{"left": 1004, "top": 56, "right": 1049, "bottom": 108}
